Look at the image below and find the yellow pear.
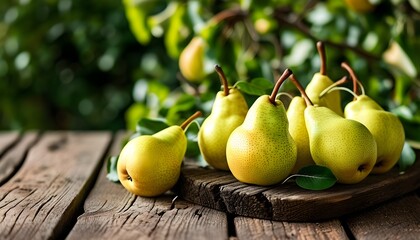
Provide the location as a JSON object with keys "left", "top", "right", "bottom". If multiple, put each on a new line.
{"left": 341, "top": 62, "right": 405, "bottom": 174}
{"left": 198, "top": 65, "right": 248, "bottom": 170}
{"left": 117, "top": 111, "right": 201, "bottom": 197}
{"left": 226, "top": 69, "right": 297, "bottom": 186}
{"left": 304, "top": 105, "right": 377, "bottom": 184}
{"left": 287, "top": 95, "right": 315, "bottom": 173}
{"left": 305, "top": 41, "right": 343, "bottom": 116}
{"left": 179, "top": 36, "right": 207, "bottom": 83}
{"left": 344, "top": 0, "right": 375, "bottom": 13}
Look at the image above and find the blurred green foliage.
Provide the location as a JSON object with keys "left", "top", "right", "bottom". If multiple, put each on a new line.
{"left": 1, "top": 0, "right": 419, "bottom": 143}
{"left": 1, "top": 0, "right": 141, "bottom": 130}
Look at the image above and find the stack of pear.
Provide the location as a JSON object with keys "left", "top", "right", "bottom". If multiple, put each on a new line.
{"left": 305, "top": 41, "right": 343, "bottom": 116}
{"left": 117, "top": 111, "right": 201, "bottom": 197}
{"left": 295, "top": 72, "right": 378, "bottom": 184}
{"left": 341, "top": 62, "right": 405, "bottom": 174}
{"left": 198, "top": 65, "right": 248, "bottom": 170}
{"left": 226, "top": 69, "right": 297, "bottom": 186}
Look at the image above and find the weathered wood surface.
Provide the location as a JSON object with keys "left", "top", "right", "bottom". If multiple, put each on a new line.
{"left": 0, "top": 132, "right": 418, "bottom": 240}
{"left": 178, "top": 154, "right": 420, "bottom": 221}
{"left": 0, "top": 132, "right": 40, "bottom": 185}
{"left": 346, "top": 193, "right": 420, "bottom": 239}
{"left": 0, "top": 132, "right": 111, "bottom": 240}
{"left": 67, "top": 132, "right": 229, "bottom": 240}
{"left": 234, "top": 217, "right": 349, "bottom": 240}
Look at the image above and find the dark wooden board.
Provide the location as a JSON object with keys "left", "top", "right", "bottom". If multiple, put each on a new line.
{"left": 0, "top": 132, "right": 112, "bottom": 240}
{"left": 68, "top": 132, "right": 229, "bottom": 240}
{"left": 178, "top": 155, "right": 420, "bottom": 222}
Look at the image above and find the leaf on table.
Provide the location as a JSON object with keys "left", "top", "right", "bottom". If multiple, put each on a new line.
{"left": 283, "top": 165, "right": 337, "bottom": 190}
{"left": 399, "top": 141, "right": 416, "bottom": 173}
{"left": 107, "top": 155, "right": 120, "bottom": 183}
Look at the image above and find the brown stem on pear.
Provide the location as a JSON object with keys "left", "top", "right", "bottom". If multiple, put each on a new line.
{"left": 317, "top": 41, "right": 327, "bottom": 75}
{"left": 341, "top": 62, "right": 360, "bottom": 99}
{"left": 318, "top": 76, "right": 349, "bottom": 98}
{"left": 290, "top": 74, "right": 313, "bottom": 107}
{"left": 180, "top": 111, "right": 202, "bottom": 130}
{"left": 215, "top": 65, "right": 230, "bottom": 96}
{"left": 269, "top": 69, "right": 293, "bottom": 105}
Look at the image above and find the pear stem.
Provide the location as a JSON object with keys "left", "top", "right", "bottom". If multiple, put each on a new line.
{"left": 341, "top": 62, "right": 365, "bottom": 98}
{"left": 269, "top": 69, "right": 293, "bottom": 105}
{"left": 319, "top": 76, "right": 349, "bottom": 98}
{"left": 326, "top": 86, "right": 359, "bottom": 99}
{"left": 180, "top": 111, "right": 202, "bottom": 130}
{"left": 290, "top": 74, "right": 313, "bottom": 106}
{"left": 214, "top": 64, "right": 230, "bottom": 96}
{"left": 317, "top": 41, "right": 327, "bottom": 75}
{"left": 275, "top": 92, "right": 294, "bottom": 101}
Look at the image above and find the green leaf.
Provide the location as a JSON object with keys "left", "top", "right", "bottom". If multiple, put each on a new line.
{"left": 122, "top": 0, "right": 151, "bottom": 44}
{"left": 235, "top": 79, "right": 273, "bottom": 96}
{"left": 106, "top": 155, "right": 120, "bottom": 183}
{"left": 136, "top": 117, "right": 170, "bottom": 135}
{"left": 398, "top": 141, "right": 417, "bottom": 173}
{"left": 165, "top": 3, "right": 186, "bottom": 58}
{"left": 286, "top": 165, "right": 337, "bottom": 190}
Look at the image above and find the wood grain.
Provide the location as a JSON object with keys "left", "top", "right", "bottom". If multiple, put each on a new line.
{"left": 68, "top": 132, "right": 229, "bottom": 240}
{"left": 178, "top": 155, "right": 420, "bottom": 221}
{"left": 234, "top": 217, "right": 348, "bottom": 240}
{"left": 0, "top": 132, "right": 40, "bottom": 186}
{"left": 0, "top": 131, "right": 20, "bottom": 156}
{"left": 345, "top": 194, "right": 420, "bottom": 239}
{"left": 0, "top": 132, "right": 111, "bottom": 240}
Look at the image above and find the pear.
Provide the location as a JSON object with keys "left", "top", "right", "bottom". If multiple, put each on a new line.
{"left": 226, "top": 69, "right": 297, "bottom": 186}
{"left": 117, "top": 111, "right": 201, "bottom": 197}
{"left": 304, "top": 105, "right": 377, "bottom": 184}
{"left": 198, "top": 65, "right": 248, "bottom": 170}
{"left": 287, "top": 95, "right": 315, "bottom": 173}
{"left": 341, "top": 62, "right": 405, "bottom": 174}
{"left": 179, "top": 36, "right": 207, "bottom": 83}
{"left": 305, "top": 41, "right": 343, "bottom": 116}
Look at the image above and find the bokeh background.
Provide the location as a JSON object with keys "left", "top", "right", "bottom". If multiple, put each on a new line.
{"left": 1, "top": 0, "right": 419, "bottom": 141}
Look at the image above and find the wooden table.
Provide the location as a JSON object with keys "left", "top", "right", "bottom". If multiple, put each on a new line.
{"left": 0, "top": 131, "right": 418, "bottom": 239}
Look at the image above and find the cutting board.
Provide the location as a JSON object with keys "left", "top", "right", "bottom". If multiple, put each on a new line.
{"left": 176, "top": 156, "right": 420, "bottom": 222}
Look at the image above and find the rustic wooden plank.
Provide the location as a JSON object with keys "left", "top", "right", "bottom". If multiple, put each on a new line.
{"left": 345, "top": 194, "right": 420, "bottom": 239}
{"left": 234, "top": 217, "right": 349, "bottom": 240}
{"left": 67, "top": 132, "right": 229, "bottom": 240}
{"left": 0, "top": 131, "right": 20, "bottom": 155}
{"left": 0, "top": 131, "right": 112, "bottom": 240}
{"left": 0, "top": 132, "right": 40, "bottom": 186}
{"left": 178, "top": 153, "right": 420, "bottom": 221}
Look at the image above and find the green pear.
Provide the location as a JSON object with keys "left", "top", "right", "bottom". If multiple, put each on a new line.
{"left": 198, "top": 65, "right": 248, "bottom": 170}
{"left": 226, "top": 69, "right": 297, "bottom": 186}
{"left": 305, "top": 41, "right": 343, "bottom": 116}
{"left": 304, "top": 105, "right": 377, "bottom": 184}
{"left": 341, "top": 62, "right": 405, "bottom": 174}
{"left": 287, "top": 96, "right": 315, "bottom": 173}
{"left": 117, "top": 111, "right": 201, "bottom": 197}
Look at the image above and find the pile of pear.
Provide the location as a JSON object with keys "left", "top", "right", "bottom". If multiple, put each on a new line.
{"left": 116, "top": 41, "right": 405, "bottom": 198}
{"left": 199, "top": 41, "right": 405, "bottom": 186}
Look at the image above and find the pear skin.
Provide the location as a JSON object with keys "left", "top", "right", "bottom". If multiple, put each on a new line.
{"left": 287, "top": 96, "right": 314, "bottom": 173}
{"left": 198, "top": 88, "right": 248, "bottom": 170}
{"left": 179, "top": 36, "right": 207, "bottom": 83}
{"left": 226, "top": 95, "right": 297, "bottom": 186}
{"left": 305, "top": 106, "right": 377, "bottom": 184}
{"left": 345, "top": 95, "right": 405, "bottom": 174}
{"left": 306, "top": 73, "right": 343, "bottom": 115}
{"left": 118, "top": 112, "right": 201, "bottom": 197}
